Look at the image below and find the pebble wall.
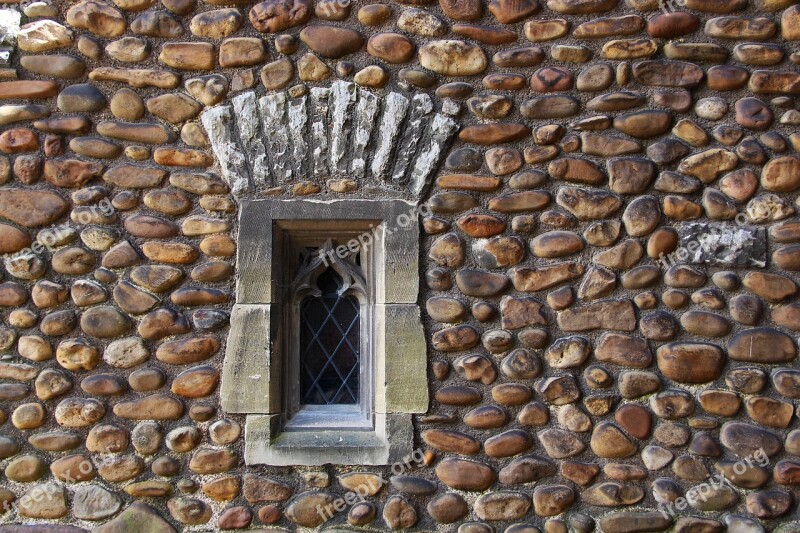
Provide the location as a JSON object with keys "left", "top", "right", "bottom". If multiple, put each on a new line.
{"left": 0, "top": 0, "right": 799, "bottom": 530}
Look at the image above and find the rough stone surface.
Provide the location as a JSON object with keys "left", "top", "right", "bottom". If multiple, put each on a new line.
{"left": 0, "top": 2, "right": 796, "bottom": 531}
{"left": 678, "top": 223, "right": 767, "bottom": 267}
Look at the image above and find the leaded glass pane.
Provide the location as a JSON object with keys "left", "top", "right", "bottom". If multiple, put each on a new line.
{"left": 299, "top": 269, "right": 361, "bottom": 405}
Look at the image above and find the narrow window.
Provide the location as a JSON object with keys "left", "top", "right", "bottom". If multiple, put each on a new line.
{"left": 298, "top": 265, "right": 361, "bottom": 405}
{"left": 284, "top": 238, "right": 372, "bottom": 430}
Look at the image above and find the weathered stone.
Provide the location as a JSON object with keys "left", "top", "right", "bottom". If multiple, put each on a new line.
{"left": 167, "top": 497, "right": 211, "bottom": 525}
{"left": 649, "top": 389, "right": 694, "bottom": 420}
{"left": 55, "top": 398, "right": 105, "bottom": 428}
{"left": 249, "top": 0, "right": 311, "bottom": 32}
{"left": 582, "top": 482, "right": 645, "bottom": 507}
{"left": 591, "top": 422, "right": 637, "bottom": 458}
{"left": 436, "top": 385, "right": 481, "bottom": 406}
{"left": 773, "top": 304, "right": 800, "bottom": 331}
{"left": 721, "top": 422, "right": 782, "bottom": 457}
{"left": 436, "top": 458, "right": 496, "bottom": 490}
{"left": 17, "top": 483, "right": 68, "bottom": 518}
{"left": 557, "top": 187, "right": 621, "bottom": 220}
{"left": 5, "top": 454, "right": 47, "bottom": 482}
{"left": 530, "top": 66, "right": 573, "bottom": 92}
{"left": 746, "top": 489, "right": 793, "bottom": 519}
{"left": 17, "top": 20, "right": 74, "bottom": 52}
{"left": 533, "top": 485, "right": 575, "bottom": 516}
{"left": 97, "top": 121, "right": 176, "bottom": 146}
{"left": 455, "top": 270, "right": 508, "bottom": 297}
{"left": 187, "top": 8, "right": 241, "bottom": 38}
{"left": 602, "top": 38, "right": 658, "bottom": 60}
{"left": 428, "top": 233, "right": 464, "bottom": 267}
{"left": 35, "top": 368, "right": 73, "bottom": 400}
{"left": 633, "top": 60, "right": 704, "bottom": 87}
{"left": 145, "top": 94, "right": 202, "bottom": 126}
{"left": 81, "top": 306, "right": 129, "bottom": 338}
{"left": 113, "top": 394, "right": 183, "bottom": 420}
{"left": 488, "top": 191, "right": 550, "bottom": 214}
{"left": 56, "top": 339, "right": 100, "bottom": 370}
{"left": 535, "top": 375, "right": 579, "bottom": 405}
{"left": 558, "top": 299, "right": 636, "bottom": 331}
{"left": 574, "top": 64, "right": 614, "bottom": 92}
{"left": 648, "top": 12, "right": 699, "bottom": 37}
{"left": 299, "top": 25, "right": 364, "bottom": 59}
{"left": 427, "top": 493, "right": 469, "bottom": 523}
{"left": 420, "top": 40, "right": 487, "bottom": 76}
{"left": 728, "top": 327, "right": 797, "bottom": 363}
{"left": 475, "top": 491, "right": 531, "bottom": 521}
{"left": 547, "top": 0, "right": 617, "bottom": 13}
{"left": 548, "top": 158, "right": 605, "bottom": 186}
{"left": 544, "top": 336, "right": 590, "bottom": 369}
{"left": 217, "top": 38, "right": 266, "bottom": 68}
{"left": 90, "top": 67, "right": 180, "bottom": 90}
{"left": 745, "top": 396, "right": 793, "bottom": 428}
{"left": 459, "top": 123, "right": 530, "bottom": 145}
{"left": 22, "top": 54, "right": 85, "bottom": 80}
{"left": 680, "top": 311, "right": 732, "bottom": 337}
{"left": 596, "top": 332, "right": 651, "bottom": 367}
{"left": 156, "top": 336, "right": 219, "bottom": 364}
{"left": 531, "top": 231, "right": 584, "bottom": 258}
{"left": 130, "top": 10, "right": 183, "bottom": 37}
{"left": 462, "top": 405, "right": 505, "bottom": 430}
{"left": 499, "top": 455, "right": 556, "bottom": 485}
{"left": 422, "top": 428, "right": 480, "bottom": 455}
{"left": 106, "top": 36, "right": 149, "bottom": 63}
{"left": 382, "top": 495, "right": 417, "bottom": 529}
{"left": 485, "top": 429, "right": 533, "bottom": 457}
{"left": 613, "top": 110, "right": 671, "bottom": 139}
{"left": 73, "top": 485, "right": 121, "bottom": 520}
{"left": 524, "top": 18, "right": 568, "bottom": 41}
{"left": 170, "top": 365, "right": 218, "bottom": 398}
{"left": 657, "top": 342, "right": 725, "bottom": 383}
{"left": 452, "top": 24, "right": 516, "bottom": 45}
{"left": 66, "top": 0, "right": 126, "bottom": 38}
{"left": 0, "top": 189, "right": 69, "bottom": 228}
{"left": 599, "top": 511, "right": 672, "bottom": 533}
{"left": 426, "top": 297, "right": 467, "bottom": 323}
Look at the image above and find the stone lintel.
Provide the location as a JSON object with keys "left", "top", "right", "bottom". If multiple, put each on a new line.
{"left": 236, "top": 198, "right": 419, "bottom": 304}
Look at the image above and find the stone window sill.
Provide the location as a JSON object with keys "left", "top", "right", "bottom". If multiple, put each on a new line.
{"left": 244, "top": 413, "right": 413, "bottom": 466}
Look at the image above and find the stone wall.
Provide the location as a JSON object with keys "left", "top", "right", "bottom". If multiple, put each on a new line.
{"left": 0, "top": 0, "right": 798, "bottom": 530}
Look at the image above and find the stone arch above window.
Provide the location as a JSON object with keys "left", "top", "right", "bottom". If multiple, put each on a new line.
{"left": 200, "top": 80, "right": 459, "bottom": 198}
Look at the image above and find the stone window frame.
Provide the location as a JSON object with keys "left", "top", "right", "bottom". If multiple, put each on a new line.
{"left": 222, "top": 197, "right": 427, "bottom": 466}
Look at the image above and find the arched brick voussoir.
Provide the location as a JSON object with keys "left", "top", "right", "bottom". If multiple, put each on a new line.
{"left": 200, "top": 80, "right": 460, "bottom": 200}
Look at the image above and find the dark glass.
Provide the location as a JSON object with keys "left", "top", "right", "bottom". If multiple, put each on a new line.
{"left": 299, "top": 269, "right": 360, "bottom": 405}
